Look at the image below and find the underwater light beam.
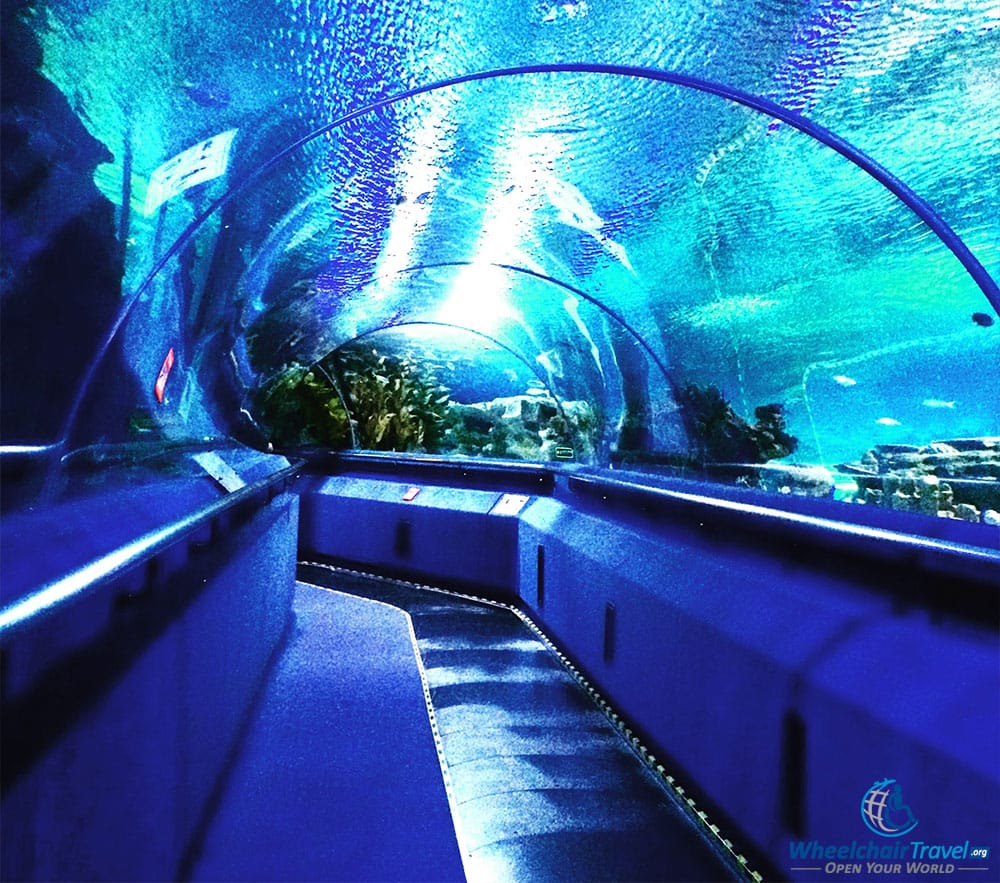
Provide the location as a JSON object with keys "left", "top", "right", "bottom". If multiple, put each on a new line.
{"left": 282, "top": 258, "right": 665, "bottom": 395}
{"left": 257, "top": 63, "right": 999, "bottom": 310}
{"left": 399, "top": 259, "right": 675, "bottom": 396}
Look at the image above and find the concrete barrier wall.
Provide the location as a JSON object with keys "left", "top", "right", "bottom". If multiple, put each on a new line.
{"left": 292, "top": 468, "right": 999, "bottom": 876}
{"left": 516, "top": 496, "right": 999, "bottom": 875}
{"left": 298, "top": 475, "right": 520, "bottom": 594}
{"left": 1, "top": 490, "right": 299, "bottom": 881}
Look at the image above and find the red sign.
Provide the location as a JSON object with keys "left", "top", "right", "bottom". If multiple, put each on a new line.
{"left": 154, "top": 347, "right": 175, "bottom": 403}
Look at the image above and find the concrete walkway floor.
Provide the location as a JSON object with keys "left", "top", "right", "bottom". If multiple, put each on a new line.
{"left": 190, "top": 569, "right": 745, "bottom": 882}
{"left": 189, "top": 582, "right": 465, "bottom": 882}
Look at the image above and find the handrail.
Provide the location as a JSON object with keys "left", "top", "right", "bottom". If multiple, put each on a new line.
{"left": 312, "top": 448, "right": 556, "bottom": 475}
{"left": 569, "top": 472, "right": 1000, "bottom": 557}
{"left": 303, "top": 450, "right": 558, "bottom": 494}
{"left": 0, "top": 462, "right": 300, "bottom": 644}
{"left": 567, "top": 473, "right": 1000, "bottom": 615}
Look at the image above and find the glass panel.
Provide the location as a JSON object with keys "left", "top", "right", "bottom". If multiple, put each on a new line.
{"left": 257, "top": 325, "right": 604, "bottom": 463}
{"left": 3, "top": 3, "right": 997, "bottom": 523}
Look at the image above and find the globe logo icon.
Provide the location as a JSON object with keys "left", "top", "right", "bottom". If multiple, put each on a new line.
{"left": 861, "top": 779, "right": 919, "bottom": 837}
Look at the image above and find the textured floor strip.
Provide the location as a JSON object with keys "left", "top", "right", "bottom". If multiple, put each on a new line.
{"left": 300, "top": 562, "right": 758, "bottom": 883}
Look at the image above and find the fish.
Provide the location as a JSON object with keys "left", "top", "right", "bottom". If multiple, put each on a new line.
{"left": 545, "top": 176, "right": 603, "bottom": 233}
{"left": 531, "top": 125, "right": 589, "bottom": 136}
{"left": 832, "top": 375, "right": 857, "bottom": 387}
{"left": 972, "top": 312, "right": 995, "bottom": 327}
{"left": 876, "top": 417, "right": 901, "bottom": 426}
{"left": 181, "top": 80, "right": 231, "bottom": 109}
{"left": 922, "top": 399, "right": 956, "bottom": 409}
{"left": 536, "top": 350, "right": 564, "bottom": 378}
{"left": 544, "top": 175, "right": 636, "bottom": 273}
{"left": 601, "top": 237, "right": 636, "bottom": 274}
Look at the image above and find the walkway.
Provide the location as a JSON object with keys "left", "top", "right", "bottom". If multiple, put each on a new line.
{"left": 191, "top": 568, "right": 743, "bottom": 881}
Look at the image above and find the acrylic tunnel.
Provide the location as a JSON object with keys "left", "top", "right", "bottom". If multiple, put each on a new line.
{"left": 1, "top": 0, "right": 998, "bottom": 880}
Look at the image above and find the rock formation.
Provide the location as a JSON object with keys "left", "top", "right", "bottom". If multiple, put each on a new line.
{"left": 839, "top": 438, "right": 1000, "bottom": 523}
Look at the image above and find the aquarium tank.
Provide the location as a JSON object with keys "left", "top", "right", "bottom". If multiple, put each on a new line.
{"left": 2, "top": 0, "right": 998, "bottom": 524}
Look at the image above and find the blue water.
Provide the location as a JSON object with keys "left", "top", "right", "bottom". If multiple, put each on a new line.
{"left": 3, "top": 0, "right": 998, "bottom": 512}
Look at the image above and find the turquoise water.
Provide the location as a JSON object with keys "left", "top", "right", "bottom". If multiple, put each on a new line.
{"left": 4, "top": 0, "right": 999, "bottom": 513}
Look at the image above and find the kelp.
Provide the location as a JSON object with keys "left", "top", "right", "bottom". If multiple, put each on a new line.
{"left": 255, "top": 364, "right": 353, "bottom": 448}
{"left": 326, "top": 345, "right": 451, "bottom": 452}
{"left": 255, "top": 343, "right": 600, "bottom": 460}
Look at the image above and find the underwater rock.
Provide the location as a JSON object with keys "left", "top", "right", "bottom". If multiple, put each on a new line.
{"left": 677, "top": 383, "right": 797, "bottom": 465}
{"left": 882, "top": 474, "right": 941, "bottom": 516}
{"left": 840, "top": 437, "right": 1000, "bottom": 521}
{"left": 755, "top": 464, "right": 835, "bottom": 498}
{"left": 2, "top": 5, "right": 125, "bottom": 443}
{"left": 672, "top": 383, "right": 808, "bottom": 495}
{"left": 451, "top": 403, "right": 495, "bottom": 435}
{"left": 863, "top": 488, "right": 884, "bottom": 507}
{"left": 519, "top": 397, "right": 558, "bottom": 431}
{"left": 939, "top": 437, "right": 1000, "bottom": 452}
{"left": 953, "top": 503, "right": 981, "bottom": 523}
{"left": 447, "top": 395, "right": 596, "bottom": 463}
{"left": 983, "top": 510, "right": 1000, "bottom": 527}
{"left": 929, "top": 441, "right": 960, "bottom": 456}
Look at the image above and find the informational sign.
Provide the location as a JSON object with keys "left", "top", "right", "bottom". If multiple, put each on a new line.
{"left": 490, "top": 494, "right": 530, "bottom": 516}
{"left": 191, "top": 450, "right": 247, "bottom": 493}
{"left": 144, "top": 128, "right": 238, "bottom": 215}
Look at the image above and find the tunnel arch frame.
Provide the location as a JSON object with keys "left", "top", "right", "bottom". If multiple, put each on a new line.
{"left": 250, "top": 258, "right": 682, "bottom": 456}
{"left": 325, "top": 319, "right": 568, "bottom": 416}
{"left": 268, "top": 258, "right": 676, "bottom": 394}
{"left": 56, "top": 62, "right": 1000, "bottom": 458}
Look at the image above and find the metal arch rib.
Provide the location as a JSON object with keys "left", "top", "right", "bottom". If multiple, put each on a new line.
{"left": 59, "top": 63, "right": 1000, "bottom": 456}
{"left": 327, "top": 320, "right": 569, "bottom": 421}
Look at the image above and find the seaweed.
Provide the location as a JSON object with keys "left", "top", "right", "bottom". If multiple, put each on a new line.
{"left": 254, "top": 343, "right": 599, "bottom": 461}
{"left": 255, "top": 364, "right": 352, "bottom": 449}
{"left": 325, "top": 345, "right": 452, "bottom": 453}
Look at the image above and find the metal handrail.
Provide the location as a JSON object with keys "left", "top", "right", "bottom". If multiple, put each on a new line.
{"left": 0, "top": 462, "right": 300, "bottom": 644}
{"left": 567, "top": 472, "right": 1000, "bottom": 612}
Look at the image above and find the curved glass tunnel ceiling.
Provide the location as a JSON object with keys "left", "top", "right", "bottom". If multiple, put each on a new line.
{"left": 3, "top": 3, "right": 999, "bottom": 519}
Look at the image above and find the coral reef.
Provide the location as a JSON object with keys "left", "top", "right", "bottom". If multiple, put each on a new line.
{"left": 839, "top": 437, "right": 1000, "bottom": 523}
